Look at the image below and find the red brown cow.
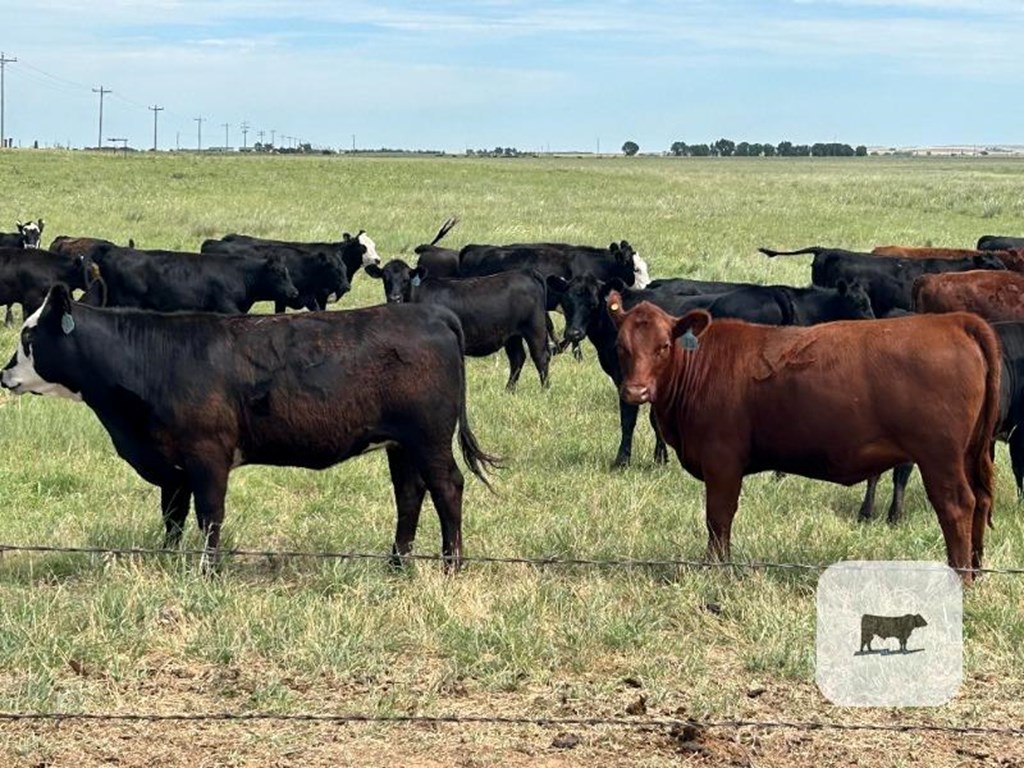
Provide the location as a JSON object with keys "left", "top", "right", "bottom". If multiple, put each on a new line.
{"left": 873, "top": 245, "right": 1024, "bottom": 271}
{"left": 607, "top": 291, "right": 1000, "bottom": 578}
{"left": 913, "top": 270, "right": 1024, "bottom": 322}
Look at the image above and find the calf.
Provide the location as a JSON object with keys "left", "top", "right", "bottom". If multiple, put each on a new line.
{"left": 1, "top": 286, "right": 498, "bottom": 571}
{"left": 860, "top": 614, "right": 927, "bottom": 653}
{"left": 0, "top": 220, "right": 45, "bottom": 326}
{"left": 608, "top": 293, "right": 1000, "bottom": 577}
{"left": 367, "top": 259, "right": 550, "bottom": 391}
{"left": 87, "top": 244, "right": 299, "bottom": 314}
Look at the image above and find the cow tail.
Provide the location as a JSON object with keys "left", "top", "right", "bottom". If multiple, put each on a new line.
{"left": 757, "top": 245, "right": 825, "bottom": 258}
{"left": 430, "top": 216, "right": 459, "bottom": 246}
{"left": 966, "top": 317, "right": 1001, "bottom": 529}
{"left": 447, "top": 313, "right": 502, "bottom": 490}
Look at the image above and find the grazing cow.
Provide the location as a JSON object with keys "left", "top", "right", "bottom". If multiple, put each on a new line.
{"left": 50, "top": 235, "right": 126, "bottom": 261}
{"left": 366, "top": 259, "right": 550, "bottom": 391}
{"left": 979, "top": 235, "right": 1024, "bottom": 251}
{"left": 913, "top": 270, "right": 1024, "bottom": 322}
{"left": 201, "top": 239, "right": 350, "bottom": 313}
{"left": 759, "top": 245, "right": 1007, "bottom": 316}
{"left": 1, "top": 286, "right": 498, "bottom": 571}
{"left": 608, "top": 293, "right": 1000, "bottom": 577}
{"left": 550, "top": 275, "right": 874, "bottom": 468}
{"left": 0, "top": 247, "right": 96, "bottom": 321}
{"left": 413, "top": 216, "right": 461, "bottom": 279}
{"left": 860, "top": 614, "right": 927, "bottom": 653}
{"left": 0, "top": 220, "right": 46, "bottom": 326}
{"left": 862, "top": 320, "right": 1024, "bottom": 522}
{"left": 209, "top": 230, "right": 381, "bottom": 284}
{"left": 646, "top": 277, "right": 757, "bottom": 295}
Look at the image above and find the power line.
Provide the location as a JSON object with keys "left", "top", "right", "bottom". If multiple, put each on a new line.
{"left": 148, "top": 105, "right": 163, "bottom": 151}
{"left": 0, "top": 52, "right": 16, "bottom": 149}
{"left": 92, "top": 86, "right": 111, "bottom": 150}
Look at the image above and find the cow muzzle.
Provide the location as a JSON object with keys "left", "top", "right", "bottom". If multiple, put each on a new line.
{"left": 621, "top": 383, "right": 652, "bottom": 405}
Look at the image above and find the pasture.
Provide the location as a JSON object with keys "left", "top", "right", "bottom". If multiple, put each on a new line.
{"left": 1, "top": 151, "right": 1023, "bottom": 767}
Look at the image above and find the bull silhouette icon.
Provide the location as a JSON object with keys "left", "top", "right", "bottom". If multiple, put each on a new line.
{"left": 858, "top": 613, "right": 927, "bottom": 654}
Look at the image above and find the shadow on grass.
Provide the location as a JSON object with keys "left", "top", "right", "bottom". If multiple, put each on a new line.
{"left": 854, "top": 648, "right": 925, "bottom": 657}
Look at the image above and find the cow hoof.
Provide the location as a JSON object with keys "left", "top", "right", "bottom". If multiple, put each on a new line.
{"left": 611, "top": 455, "right": 631, "bottom": 470}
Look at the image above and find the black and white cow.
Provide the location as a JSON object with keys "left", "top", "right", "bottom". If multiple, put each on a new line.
{"left": 367, "top": 258, "right": 551, "bottom": 391}
{"left": 0, "top": 220, "right": 45, "bottom": 326}
{"left": 1, "top": 286, "right": 499, "bottom": 571}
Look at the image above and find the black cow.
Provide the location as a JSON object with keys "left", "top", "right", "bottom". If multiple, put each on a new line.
{"left": 550, "top": 275, "right": 874, "bottom": 468}
{"left": 459, "top": 240, "right": 650, "bottom": 290}
{"left": 860, "top": 614, "right": 927, "bottom": 653}
{"left": 0, "top": 220, "right": 46, "bottom": 327}
{"left": 201, "top": 239, "right": 350, "bottom": 313}
{"left": 861, "top": 320, "right": 1024, "bottom": 523}
{"left": 978, "top": 235, "right": 1024, "bottom": 251}
{"left": 413, "top": 216, "right": 461, "bottom": 279}
{"left": 209, "top": 230, "right": 382, "bottom": 284}
{"left": 1, "top": 286, "right": 498, "bottom": 571}
{"left": 367, "top": 259, "right": 550, "bottom": 391}
{"left": 645, "top": 277, "right": 757, "bottom": 295}
{"left": 759, "top": 245, "right": 1006, "bottom": 316}
{"left": 86, "top": 244, "right": 299, "bottom": 314}
{"left": 0, "top": 247, "right": 95, "bottom": 321}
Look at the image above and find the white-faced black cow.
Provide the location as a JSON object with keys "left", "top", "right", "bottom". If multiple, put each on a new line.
{"left": 1, "top": 286, "right": 499, "bottom": 571}
{"left": 85, "top": 244, "right": 299, "bottom": 314}
{"left": 0, "top": 220, "right": 46, "bottom": 326}
{"left": 367, "top": 258, "right": 550, "bottom": 391}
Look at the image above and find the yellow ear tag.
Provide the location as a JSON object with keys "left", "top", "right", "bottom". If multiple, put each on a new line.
{"left": 609, "top": 302, "right": 620, "bottom": 312}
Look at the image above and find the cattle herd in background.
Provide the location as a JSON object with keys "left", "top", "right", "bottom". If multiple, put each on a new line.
{"left": 2, "top": 214, "right": 1024, "bottom": 581}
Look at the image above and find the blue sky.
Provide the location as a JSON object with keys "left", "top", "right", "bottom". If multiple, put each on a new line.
{"left": 3, "top": 0, "right": 1023, "bottom": 152}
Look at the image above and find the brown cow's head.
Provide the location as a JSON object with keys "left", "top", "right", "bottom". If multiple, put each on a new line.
{"left": 607, "top": 290, "right": 711, "bottom": 405}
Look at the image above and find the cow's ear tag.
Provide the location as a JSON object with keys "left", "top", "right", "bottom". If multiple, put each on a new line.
{"left": 61, "top": 313, "right": 75, "bottom": 335}
{"left": 411, "top": 275, "right": 421, "bottom": 287}
{"left": 680, "top": 329, "right": 699, "bottom": 350}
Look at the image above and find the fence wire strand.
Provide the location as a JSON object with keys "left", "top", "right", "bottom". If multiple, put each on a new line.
{"left": 3, "top": 542, "right": 1024, "bottom": 575}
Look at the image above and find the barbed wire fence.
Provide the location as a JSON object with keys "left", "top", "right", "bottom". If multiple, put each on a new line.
{"left": 2, "top": 540, "right": 1023, "bottom": 740}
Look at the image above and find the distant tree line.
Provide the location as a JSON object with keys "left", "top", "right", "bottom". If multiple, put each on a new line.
{"left": 467, "top": 147, "right": 524, "bottom": 158}
{"left": 667, "top": 139, "right": 868, "bottom": 157}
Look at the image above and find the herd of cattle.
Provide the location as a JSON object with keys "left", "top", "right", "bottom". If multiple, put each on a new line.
{"left": 2, "top": 214, "right": 1024, "bottom": 580}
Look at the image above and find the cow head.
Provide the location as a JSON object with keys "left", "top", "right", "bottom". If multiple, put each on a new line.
{"left": 15, "top": 219, "right": 44, "bottom": 249}
{"left": 365, "top": 259, "right": 425, "bottom": 303}
{"left": 547, "top": 273, "right": 604, "bottom": 345}
{"left": 607, "top": 290, "right": 711, "bottom": 405}
{"left": 912, "top": 614, "right": 928, "bottom": 629}
{"left": 615, "top": 240, "right": 650, "bottom": 289}
{"left": 343, "top": 229, "right": 382, "bottom": 268}
{"left": 2, "top": 284, "right": 83, "bottom": 401}
{"left": 831, "top": 280, "right": 874, "bottom": 320}
{"left": 259, "top": 254, "right": 300, "bottom": 303}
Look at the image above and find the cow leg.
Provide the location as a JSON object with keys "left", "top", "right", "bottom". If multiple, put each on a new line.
{"left": 650, "top": 409, "right": 668, "bottom": 464}
{"left": 919, "top": 465, "right": 975, "bottom": 578}
{"left": 3, "top": 305, "right": 12, "bottom": 328}
{"left": 967, "top": 445, "right": 995, "bottom": 573}
{"left": 545, "top": 314, "right": 560, "bottom": 356}
{"left": 415, "top": 448, "right": 465, "bottom": 573}
{"left": 858, "top": 475, "right": 880, "bottom": 522}
{"left": 1010, "top": 428, "right": 1024, "bottom": 500}
{"left": 274, "top": 300, "right": 286, "bottom": 314}
{"left": 386, "top": 445, "right": 427, "bottom": 567}
{"left": 704, "top": 471, "right": 743, "bottom": 561}
{"left": 612, "top": 399, "right": 640, "bottom": 468}
{"left": 523, "top": 327, "right": 551, "bottom": 389}
{"left": 504, "top": 338, "right": 527, "bottom": 392}
{"left": 160, "top": 477, "right": 193, "bottom": 549}
{"left": 186, "top": 459, "right": 231, "bottom": 576}
{"left": 886, "top": 463, "right": 915, "bottom": 525}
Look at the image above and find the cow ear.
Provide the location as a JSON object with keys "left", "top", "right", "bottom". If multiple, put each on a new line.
{"left": 41, "top": 284, "right": 74, "bottom": 329}
{"left": 15, "top": 221, "right": 24, "bottom": 232}
{"left": 603, "top": 277, "right": 627, "bottom": 297}
{"left": 364, "top": 264, "right": 384, "bottom": 279}
{"left": 37, "top": 219, "right": 44, "bottom": 231}
{"left": 672, "top": 310, "right": 712, "bottom": 345}
{"left": 606, "top": 290, "right": 627, "bottom": 327}
{"left": 837, "top": 279, "right": 849, "bottom": 295}
{"left": 412, "top": 266, "right": 428, "bottom": 282}
{"left": 546, "top": 275, "right": 569, "bottom": 294}
{"left": 127, "top": 237, "right": 135, "bottom": 249}
{"left": 343, "top": 232, "right": 352, "bottom": 241}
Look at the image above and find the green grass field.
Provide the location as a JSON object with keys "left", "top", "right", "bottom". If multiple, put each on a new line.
{"left": 1, "top": 151, "right": 1022, "bottom": 767}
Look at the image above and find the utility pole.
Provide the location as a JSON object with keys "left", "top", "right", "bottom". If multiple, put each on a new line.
{"left": 257, "top": 129, "right": 265, "bottom": 146}
{"left": 0, "top": 52, "right": 16, "bottom": 150}
{"left": 222, "top": 122, "right": 229, "bottom": 150}
{"left": 351, "top": 133, "right": 355, "bottom": 152}
{"left": 241, "top": 121, "right": 250, "bottom": 149}
{"left": 194, "top": 115, "right": 205, "bottom": 151}
{"left": 148, "top": 105, "right": 163, "bottom": 151}
{"left": 270, "top": 129, "right": 275, "bottom": 147}
{"left": 92, "top": 85, "right": 111, "bottom": 149}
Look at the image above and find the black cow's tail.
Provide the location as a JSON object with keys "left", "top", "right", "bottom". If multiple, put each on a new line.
{"left": 446, "top": 313, "right": 502, "bottom": 490}
{"left": 758, "top": 245, "right": 826, "bottom": 258}
{"left": 430, "top": 216, "right": 459, "bottom": 246}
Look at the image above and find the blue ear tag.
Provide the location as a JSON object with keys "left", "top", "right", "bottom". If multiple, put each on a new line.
{"left": 61, "top": 313, "right": 75, "bottom": 335}
{"left": 680, "top": 329, "right": 699, "bottom": 350}
{"left": 411, "top": 275, "right": 422, "bottom": 287}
